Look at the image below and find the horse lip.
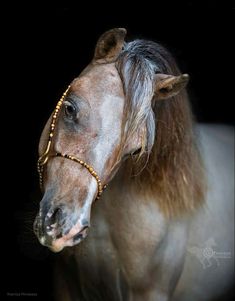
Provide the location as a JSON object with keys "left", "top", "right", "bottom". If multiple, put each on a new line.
{"left": 49, "top": 225, "right": 89, "bottom": 252}
{"left": 73, "top": 226, "right": 89, "bottom": 241}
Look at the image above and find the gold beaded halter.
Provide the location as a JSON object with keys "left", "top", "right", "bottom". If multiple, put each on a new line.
{"left": 37, "top": 85, "right": 107, "bottom": 200}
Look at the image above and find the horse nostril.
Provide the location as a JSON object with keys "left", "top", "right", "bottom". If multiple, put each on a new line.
{"left": 51, "top": 207, "right": 61, "bottom": 224}
{"left": 45, "top": 207, "right": 62, "bottom": 228}
{"left": 43, "top": 206, "right": 65, "bottom": 238}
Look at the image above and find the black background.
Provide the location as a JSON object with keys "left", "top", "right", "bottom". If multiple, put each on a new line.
{"left": 3, "top": 3, "right": 234, "bottom": 301}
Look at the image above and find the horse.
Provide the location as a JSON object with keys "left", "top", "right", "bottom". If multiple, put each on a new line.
{"left": 33, "top": 28, "right": 234, "bottom": 301}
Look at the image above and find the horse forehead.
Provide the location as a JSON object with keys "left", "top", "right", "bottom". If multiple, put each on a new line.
{"left": 71, "top": 64, "right": 123, "bottom": 99}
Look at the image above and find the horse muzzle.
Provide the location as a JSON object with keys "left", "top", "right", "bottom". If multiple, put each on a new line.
{"left": 34, "top": 204, "right": 90, "bottom": 252}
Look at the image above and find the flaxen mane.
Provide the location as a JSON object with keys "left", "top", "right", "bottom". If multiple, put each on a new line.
{"left": 116, "top": 40, "right": 206, "bottom": 217}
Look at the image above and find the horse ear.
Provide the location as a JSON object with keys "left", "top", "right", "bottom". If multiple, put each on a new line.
{"left": 154, "top": 73, "right": 189, "bottom": 100}
{"left": 93, "top": 28, "right": 127, "bottom": 63}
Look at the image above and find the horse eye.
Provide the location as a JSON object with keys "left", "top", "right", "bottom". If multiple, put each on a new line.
{"left": 64, "top": 101, "right": 77, "bottom": 119}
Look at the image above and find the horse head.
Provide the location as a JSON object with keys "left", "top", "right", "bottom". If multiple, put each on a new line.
{"left": 34, "top": 28, "right": 189, "bottom": 252}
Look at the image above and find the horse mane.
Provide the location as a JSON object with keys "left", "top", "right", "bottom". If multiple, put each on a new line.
{"left": 115, "top": 40, "right": 206, "bottom": 217}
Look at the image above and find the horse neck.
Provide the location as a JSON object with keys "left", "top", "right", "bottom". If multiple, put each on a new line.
{"left": 105, "top": 145, "right": 205, "bottom": 219}
{"left": 105, "top": 161, "right": 153, "bottom": 203}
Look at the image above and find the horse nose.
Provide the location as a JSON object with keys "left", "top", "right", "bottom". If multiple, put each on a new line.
{"left": 44, "top": 205, "right": 69, "bottom": 238}
{"left": 45, "top": 206, "right": 62, "bottom": 225}
{"left": 34, "top": 205, "right": 65, "bottom": 241}
{"left": 45, "top": 207, "right": 63, "bottom": 232}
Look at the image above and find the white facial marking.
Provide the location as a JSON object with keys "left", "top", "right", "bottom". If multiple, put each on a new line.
{"left": 47, "top": 211, "right": 53, "bottom": 218}
{"left": 49, "top": 179, "right": 97, "bottom": 252}
{"left": 39, "top": 236, "right": 46, "bottom": 245}
{"left": 93, "top": 95, "right": 123, "bottom": 173}
{"left": 76, "top": 178, "right": 97, "bottom": 229}
{"left": 47, "top": 231, "right": 54, "bottom": 236}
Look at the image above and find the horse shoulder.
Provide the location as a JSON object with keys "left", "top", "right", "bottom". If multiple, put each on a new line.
{"left": 102, "top": 184, "right": 190, "bottom": 298}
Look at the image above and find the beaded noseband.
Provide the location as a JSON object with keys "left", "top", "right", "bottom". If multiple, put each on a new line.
{"left": 37, "top": 85, "right": 106, "bottom": 200}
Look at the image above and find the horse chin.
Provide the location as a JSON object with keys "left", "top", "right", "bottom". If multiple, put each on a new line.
{"left": 48, "top": 226, "right": 89, "bottom": 252}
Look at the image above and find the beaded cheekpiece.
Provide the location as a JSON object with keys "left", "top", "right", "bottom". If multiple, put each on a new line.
{"left": 37, "top": 86, "right": 106, "bottom": 200}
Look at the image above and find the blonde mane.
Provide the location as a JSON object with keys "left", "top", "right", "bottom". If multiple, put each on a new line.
{"left": 116, "top": 39, "right": 206, "bottom": 217}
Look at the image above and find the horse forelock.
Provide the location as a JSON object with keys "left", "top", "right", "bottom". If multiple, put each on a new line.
{"left": 115, "top": 39, "right": 206, "bottom": 217}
